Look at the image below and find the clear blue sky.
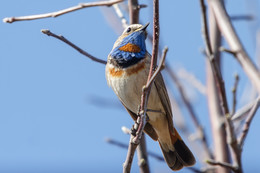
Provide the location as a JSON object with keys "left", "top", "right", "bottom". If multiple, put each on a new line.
{"left": 1, "top": 0, "right": 260, "bottom": 172}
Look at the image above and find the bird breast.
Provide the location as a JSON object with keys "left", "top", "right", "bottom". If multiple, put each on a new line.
{"left": 106, "top": 57, "right": 164, "bottom": 117}
{"left": 106, "top": 59, "right": 148, "bottom": 113}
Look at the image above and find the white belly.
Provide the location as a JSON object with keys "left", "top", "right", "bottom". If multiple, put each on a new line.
{"left": 106, "top": 60, "right": 173, "bottom": 149}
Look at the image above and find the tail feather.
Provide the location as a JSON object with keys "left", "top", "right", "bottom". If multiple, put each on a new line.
{"left": 159, "top": 129, "right": 196, "bottom": 171}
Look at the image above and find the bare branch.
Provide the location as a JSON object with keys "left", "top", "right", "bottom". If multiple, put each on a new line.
{"left": 113, "top": 3, "right": 128, "bottom": 29}
{"left": 128, "top": 0, "right": 139, "bottom": 24}
{"left": 238, "top": 97, "right": 260, "bottom": 148}
{"left": 225, "top": 115, "right": 242, "bottom": 173}
{"left": 208, "top": 0, "right": 260, "bottom": 94}
{"left": 123, "top": 47, "right": 167, "bottom": 173}
{"left": 230, "top": 15, "right": 254, "bottom": 21}
{"left": 41, "top": 29, "right": 107, "bottom": 65}
{"left": 200, "top": 1, "right": 232, "bottom": 172}
{"left": 200, "top": 0, "right": 229, "bottom": 115}
{"left": 106, "top": 137, "right": 165, "bottom": 161}
{"left": 123, "top": 138, "right": 139, "bottom": 173}
{"left": 219, "top": 46, "right": 237, "bottom": 56}
{"left": 146, "top": 47, "right": 168, "bottom": 88}
{"left": 206, "top": 159, "right": 239, "bottom": 172}
{"left": 106, "top": 138, "right": 129, "bottom": 149}
{"left": 136, "top": 134, "right": 150, "bottom": 173}
{"left": 231, "top": 74, "right": 240, "bottom": 116}
{"left": 149, "top": 0, "right": 160, "bottom": 78}
{"left": 232, "top": 99, "right": 258, "bottom": 122}
{"left": 177, "top": 68, "right": 207, "bottom": 95}
{"left": 3, "top": 0, "right": 123, "bottom": 23}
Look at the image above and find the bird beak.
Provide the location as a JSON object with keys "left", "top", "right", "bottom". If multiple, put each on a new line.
{"left": 141, "top": 23, "right": 149, "bottom": 31}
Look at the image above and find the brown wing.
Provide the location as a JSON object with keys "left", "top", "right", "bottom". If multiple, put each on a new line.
{"left": 121, "top": 102, "right": 158, "bottom": 141}
{"left": 154, "top": 72, "right": 175, "bottom": 134}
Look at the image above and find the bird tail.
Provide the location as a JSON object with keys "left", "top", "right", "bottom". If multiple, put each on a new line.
{"left": 158, "top": 128, "right": 196, "bottom": 171}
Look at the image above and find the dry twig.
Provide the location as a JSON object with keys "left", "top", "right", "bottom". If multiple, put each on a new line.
{"left": 113, "top": 3, "right": 128, "bottom": 29}
{"left": 123, "top": 1, "right": 161, "bottom": 172}
{"left": 41, "top": 29, "right": 107, "bottom": 65}
{"left": 231, "top": 74, "right": 240, "bottom": 116}
{"left": 206, "top": 159, "right": 239, "bottom": 172}
{"left": 3, "top": 0, "right": 123, "bottom": 23}
{"left": 199, "top": 1, "right": 243, "bottom": 172}
{"left": 238, "top": 97, "right": 260, "bottom": 148}
{"left": 123, "top": 46, "right": 167, "bottom": 173}
{"left": 208, "top": 0, "right": 260, "bottom": 94}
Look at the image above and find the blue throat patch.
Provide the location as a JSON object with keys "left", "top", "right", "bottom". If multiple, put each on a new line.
{"left": 110, "top": 30, "right": 146, "bottom": 68}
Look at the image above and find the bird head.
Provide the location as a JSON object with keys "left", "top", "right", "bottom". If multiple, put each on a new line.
{"left": 109, "top": 23, "right": 149, "bottom": 68}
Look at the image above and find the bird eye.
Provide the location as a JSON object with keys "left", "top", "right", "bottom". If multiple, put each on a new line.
{"left": 126, "top": 27, "right": 131, "bottom": 33}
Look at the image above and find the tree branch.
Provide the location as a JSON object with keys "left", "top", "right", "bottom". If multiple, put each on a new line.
{"left": 106, "top": 137, "right": 164, "bottom": 161}
{"left": 208, "top": 0, "right": 260, "bottom": 94}
{"left": 136, "top": 134, "right": 150, "bottom": 173}
{"left": 123, "top": 46, "right": 167, "bottom": 173}
{"left": 199, "top": 1, "right": 231, "bottom": 172}
{"left": 3, "top": 0, "right": 123, "bottom": 23}
{"left": 232, "top": 99, "right": 258, "bottom": 122}
{"left": 41, "top": 29, "right": 107, "bottom": 65}
{"left": 238, "top": 97, "right": 260, "bottom": 148}
{"left": 206, "top": 159, "right": 239, "bottom": 172}
{"left": 231, "top": 74, "right": 240, "bottom": 116}
{"left": 113, "top": 3, "right": 128, "bottom": 29}
{"left": 128, "top": 0, "right": 139, "bottom": 24}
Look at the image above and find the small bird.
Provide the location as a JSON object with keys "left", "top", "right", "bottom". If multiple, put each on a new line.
{"left": 105, "top": 23, "right": 195, "bottom": 171}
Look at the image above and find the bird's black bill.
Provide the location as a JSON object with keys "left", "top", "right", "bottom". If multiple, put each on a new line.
{"left": 141, "top": 23, "right": 149, "bottom": 31}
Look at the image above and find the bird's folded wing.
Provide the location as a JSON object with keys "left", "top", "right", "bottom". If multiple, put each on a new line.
{"left": 122, "top": 103, "right": 158, "bottom": 141}
{"left": 154, "top": 72, "right": 175, "bottom": 134}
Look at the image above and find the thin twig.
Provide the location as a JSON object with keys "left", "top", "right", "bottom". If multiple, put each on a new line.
{"left": 41, "top": 29, "right": 107, "bottom": 65}
{"left": 136, "top": 134, "right": 150, "bottom": 173}
{"left": 177, "top": 68, "right": 207, "bottom": 95}
{"left": 3, "top": 0, "right": 123, "bottom": 23}
{"left": 238, "top": 97, "right": 260, "bottom": 148}
{"left": 207, "top": 4, "right": 230, "bottom": 172}
{"left": 113, "top": 3, "right": 128, "bottom": 29}
{"left": 146, "top": 47, "right": 167, "bottom": 88}
{"left": 230, "top": 15, "right": 254, "bottom": 21}
{"left": 128, "top": 0, "right": 139, "bottom": 24}
{"left": 106, "top": 137, "right": 164, "bottom": 161}
{"left": 206, "top": 159, "right": 239, "bottom": 172}
{"left": 127, "top": 2, "right": 150, "bottom": 172}
{"left": 200, "top": 0, "right": 229, "bottom": 115}
{"left": 232, "top": 99, "right": 258, "bottom": 121}
{"left": 123, "top": 46, "right": 167, "bottom": 173}
{"left": 208, "top": 0, "right": 260, "bottom": 94}
{"left": 199, "top": 1, "right": 242, "bottom": 172}
{"left": 219, "top": 46, "right": 237, "bottom": 56}
{"left": 225, "top": 115, "right": 242, "bottom": 173}
{"left": 149, "top": 0, "right": 160, "bottom": 78}
{"left": 123, "top": 1, "right": 160, "bottom": 172}
{"left": 106, "top": 137, "right": 204, "bottom": 173}
{"left": 231, "top": 74, "right": 240, "bottom": 116}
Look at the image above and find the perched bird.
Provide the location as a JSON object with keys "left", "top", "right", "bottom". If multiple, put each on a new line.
{"left": 105, "top": 23, "right": 195, "bottom": 171}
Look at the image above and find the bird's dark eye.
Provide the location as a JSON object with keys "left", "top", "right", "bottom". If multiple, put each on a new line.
{"left": 126, "top": 27, "right": 131, "bottom": 33}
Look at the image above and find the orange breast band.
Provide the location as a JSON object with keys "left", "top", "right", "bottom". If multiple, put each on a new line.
{"left": 119, "top": 43, "right": 141, "bottom": 53}
{"left": 109, "top": 67, "right": 124, "bottom": 77}
{"left": 125, "top": 61, "right": 145, "bottom": 76}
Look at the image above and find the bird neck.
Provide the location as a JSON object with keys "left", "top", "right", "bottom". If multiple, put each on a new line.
{"left": 109, "top": 55, "right": 144, "bottom": 68}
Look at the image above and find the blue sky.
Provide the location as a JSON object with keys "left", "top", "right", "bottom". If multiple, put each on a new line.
{"left": 1, "top": 0, "right": 260, "bottom": 173}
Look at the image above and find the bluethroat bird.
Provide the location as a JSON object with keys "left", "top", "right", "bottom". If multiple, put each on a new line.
{"left": 106, "top": 23, "right": 196, "bottom": 171}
